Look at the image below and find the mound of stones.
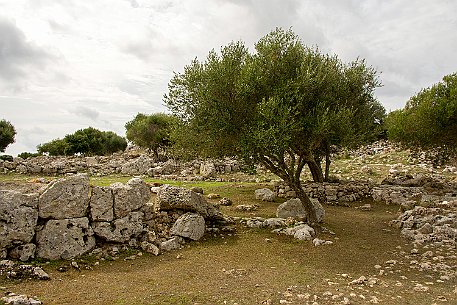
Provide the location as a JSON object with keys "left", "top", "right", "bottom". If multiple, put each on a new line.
{"left": 390, "top": 197, "right": 457, "bottom": 246}
{"left": 0, "top": 174, "right": 232, "bottom": 261}
{"left": 0, "top": 152, "right": 242, "bottom": 180}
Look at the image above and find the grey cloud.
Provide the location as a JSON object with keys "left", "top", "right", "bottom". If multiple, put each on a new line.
{"left": 73, "top": 105, "right": 100, "bottom": 121}
{"left": 0, "top": 18, "right": 52, "bottom": 81}
{"left": 126, "top": 0, "right": 139, "bottom": 8}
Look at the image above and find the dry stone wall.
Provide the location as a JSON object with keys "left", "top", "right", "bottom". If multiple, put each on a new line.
{"left": 0, "top": 153, "right": 243, "bottom": 179}
{"left": 0, "top": 174, "right": 230, "bottom": 261}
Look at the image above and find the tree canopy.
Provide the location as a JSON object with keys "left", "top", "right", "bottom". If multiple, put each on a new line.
{"left": 164, "top": 28, "right": 384, "bottom": 224}
{"left": 125, "top": 113, "right": 176, "bottom": 158}
{"left": 386, "top": 72, "right": 457, "bottom": 150}
{"left": 0, "top": 119, "right": 16, "bottom": 153}
{"left": 38, "top": 127, "right": 127, "bottom": 156}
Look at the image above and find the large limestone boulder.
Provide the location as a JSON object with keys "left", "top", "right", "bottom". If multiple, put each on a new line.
{"left": 36, "top": 217, "right": 95, "bottom": 260}
{"left": 200, "top": 162, "right": 216, "bottom": 177}
{"left": 38, "top": 174, "right": 89, "bottom": 219}
{"left": 9, "top": 243, "right": 36, "bottom": 261}
{"left": 156, "top": 185, "right": 221, "bottom": 219}
{"left": 170, "top": 213, "right": 206, "bottom": 240}
{"left": 92, "top": 211, "right": 144, "bottom": 243}
{"left": 112, "top": 178, "right": 151, "bottom": 218}
{"left": 120, "top": 155, "right": 152, "bottom": 175}
{"left": 276, "top": 198, "right": 325, "bottom": 222}
{"left": 0, "top": 190, "right": 38, "bottom": 250}
{"left": 89, "top": 186, "right": 114, "bottom": 221}
{"left": 255, "top": 188, "right": 276, "bottom": 202}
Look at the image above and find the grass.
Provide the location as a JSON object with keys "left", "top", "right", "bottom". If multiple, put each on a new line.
{"left": 1, "top": 178, "right": 455, "bottom": 304}
{"left": 1, "top": 148, "right": 456, "bottom": 304}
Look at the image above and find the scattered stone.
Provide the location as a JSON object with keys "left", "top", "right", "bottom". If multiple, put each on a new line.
{"left": 235, "top": 204, "right": 259, "bottom": 212}
{"left": 312, "top": 238, "right": 333, "bottom": 246}
{"left": 355, "top": 204, "right": 372, "bottom": 211}
{"left": 349, "top": 276, "right": 367, "bottom": 285}
{"left": 170, "top": 213, "right": 206, "bottom": 241}
{"left": 218, "top": 197, "right": 233, "bottom": 206}
{"left": 1, "top": 293, "right": 42, "bottom": 305}
{"left": 207, "top": 193, "right": 221, "bottom": 199}
{"left": 255, "top": 188, "right": 276, "bottom": 202}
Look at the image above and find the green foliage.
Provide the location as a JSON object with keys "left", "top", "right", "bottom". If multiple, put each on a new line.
{"left": 0, "top": 119, "right": 16, "bottom": 152}
{"left": 164, "top": 28, "right": 384, "bottom": 223}
{"left": 165, "top": 27, "right": 384, "bottom": 165}
{"left": 37, "top": 127, "right": 127, "bottom": 156}
{"left": 0, "top": 154, "right": 13, "bottom": 162}
{"left": 125, "top": 113, "right": 177, "bottom": 157}
{"left": 386, "top": 72, "right": 457, "bottom": 150}
{"left": 18, "top": 152, "right": 40, "bottom": 159}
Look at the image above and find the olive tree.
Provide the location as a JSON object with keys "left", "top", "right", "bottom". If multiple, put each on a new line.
{"left": 0, "top": 119, "right": 16, "bottom": 153}
{"left": 165, "top": 28, "right": 384, "bottom": 225}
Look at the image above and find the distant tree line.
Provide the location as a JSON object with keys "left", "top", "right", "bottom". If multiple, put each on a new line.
{"left": 37, "top": 127, "right": 127, "bottom": 156}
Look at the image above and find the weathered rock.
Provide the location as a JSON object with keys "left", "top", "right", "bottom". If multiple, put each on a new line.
{"left": 112, "top": 178, "right": 151, "bottom": 218}
{"left": 92, "top": 212, "right": 144, "bottom": 243}
{"left": 0, "top": 190, "right": 38, "bottom": 250}
{"left": 1, "top": 294, "right": 42, "bottom": 305}
{"left": 120, "top": 155, "right": 153, "bottom": 175}
{"left": 160, "top": 236, "right": 185, "bottom": 251}
{"left": 200, "top": 161, "right": 216, "bottom": 177}
{"left": 218, "top": 197, "right": 233, "bottom": 206}
{"left": 8, "top": 244, "right": 36, "bottom": 262}
{"left": 36, "top": 217, "right": 95, "bottom": 260}
{"left": 190, "top": 187, "right": 203, "bottom": 194}
{"left": 89, "top": 186, "right": 114, "bottom": 222}
{"left": 140, "top": 241, "right": 160, "bottom": 255}
{"left": 276, "top": 198, "right": 306, "bottom": 220}
{"left": 170, "top": 213, "right": 205, "bottom": 241}
{"left": 280, "top": 224, "right": 316, "bottom": 241}
{"left": 263, "top": 218, "right": 286, "bottom": 228}
{"left": 255, "top": 188, "right": 276, "bottom": 202}
{"left": 276, "top": 198, "right": 325, "bottom": 222}
{"left": 156, "top": 185, "right": 221, "bottom": 219}
{"left": 38, "top": 174, "right": 89, "bottom": 219}
{"left": 235, "top": 204, "right": 259, "bottom": 212}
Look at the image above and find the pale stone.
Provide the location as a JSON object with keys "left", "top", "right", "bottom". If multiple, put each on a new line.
{"left": 112, "top": 178, "right": 151, "bottom": 218}
{"left": 156, "top": 185, "right": 221, "bottom": 219}
{"left": 170, "top": 213, "right": 206, "bottom": 241}
{"left": 160, "top": 236, "right": 185, "bottom": 251}
{"left": 38, "top": 174, "right": 89, "bottom": 219}
{"left": 89, "top": 186, "right": 114, "bottom": 221}
{"left": 92, "top": 212, "right": 144, "bottom": 243}
{"left": 8, "top": 244, "right": 36, "bottom": 261}
{"left": 0, "top": 190, "right": 38, "bottom": 249}
{"left": 140, "top": 241, "right": 160, "bottom": 255}
{"left": 36, "top": 217, "right": 95, "bottom": 260}
{"left": 255, "top": 188, "right": 276, "bottom": 202}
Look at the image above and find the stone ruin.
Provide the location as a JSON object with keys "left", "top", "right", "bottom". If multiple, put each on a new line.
{"left": 0, "top": 174, "right": 232, "bottom": 261}
{"left": 0, "top": 153, "right": 242, "bottom": 180}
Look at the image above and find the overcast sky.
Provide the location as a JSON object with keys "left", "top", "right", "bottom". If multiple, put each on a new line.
{"left": 1, "top": 0, "right": 456, "bottom": 156}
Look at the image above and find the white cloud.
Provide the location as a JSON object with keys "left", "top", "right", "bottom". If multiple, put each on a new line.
{"left": 1, "top": 0, "right": 456, "bottom": 156}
